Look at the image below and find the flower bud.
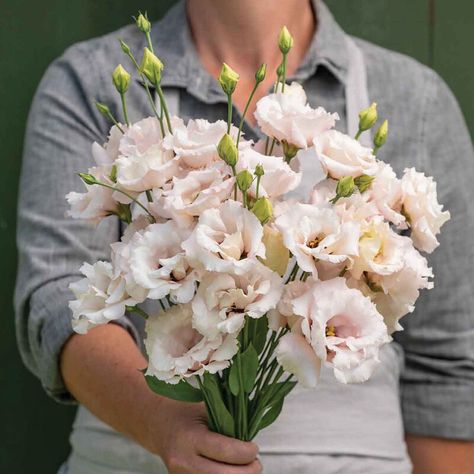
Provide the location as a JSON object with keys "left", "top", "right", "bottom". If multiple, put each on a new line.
{"left": 374, "top": 119, "right": 389, "bottom": 149}
{"left": 110, "top": 164, "right": 117, "bottom": 183}
{"left": 135, "top": 12, "right": 151, "bottom": 33}
{"left": 95, "top": 102, "right": 111, "bottom": 117}
{"left": 255, "top": 164, "right": 265, "bottom": 178}
{"left": 140, "top": 47, "right": 164, "bottom": 85}
{"left": 112, "top": 64, "right": 131, "bottom": 94}
{"left": 354, "top": 174, "right": 375, "bottom": 193}
{"left": 276, "top": 63, "right": 284, "bottom": 79}
{"left": 282, "top": 140, "right": 299, "bottom": 162}
{"left": 336, "top": 176, "right": 355, "bottom": 198}
{"left": 255, "top": 63, "right": 267, "bottom": 83}
{"left": 78, "top": 172, "right": 98, "bottom": 186}
{"left": 217, "top": 133, "right": 238, "bottom": 167}
{"left": 119, "top": 39, "right": 132, "bottom": 56}
{"left": 219, "top": 63, "right": 239, "bottom": 95}
{"left": 252, "top": 197, "right": 273, "bottom": 225}
{"left": 278, "top": 26, "right": 294, "bottom": 54}
{"left": 358, "top": 102, "right": 378, "bottom": 132}
{"left": 259, "top": 225, "right": 289, "bottom": 276}
{"left": 236, "top": 170, "right": 253, "bottom": 192}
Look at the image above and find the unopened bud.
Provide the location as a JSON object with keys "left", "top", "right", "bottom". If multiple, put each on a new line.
{"left": 278, "top": 26, "right": 294, "bottom": 54}
{"left": 255, "top": 63, "right": 267, "bottom": 83}
{"left": 112, "top": 64, "right": 131, "bottom": 94}
{"left": 135, "top": 12, "right": 151, "bottom": 33}
{"left": 358, "top": 102, "right": 378, "bottom": 132}
{"left": 374, "top": 119, "right": 389, "bottom": 149}
{"left": 276, "top": 63, "right": 284, "bottom": 79}
{"left": 119, "top": 39, "right": 132, "bottom": 56}
{"left": 110, "top": 165, "right": 117, "bottom": 183}
{"left": 282, "top": 140, "right": 299, "bottom": 162}
{"left": 236, "top": 170, "right": 253, "bottom": 192}
{"left": 217, "top": 133, "right": 238, "bottom": 167}
{"left": 255, "top": 164, "right": 264, "bottom": 178}
{"left": 354, "top": 174, "right": 375, "bottom": 193}
{"left": 78, "top": 172, "right": 98, "bottom": 186}
{"left": 95, "top": 102, "right": 111, "bottom": 117}
{"left": 252, "top": 197, "right": 273, "bottom": 225}
{"left": 219, "top": 63, "right": 239, "bottom": 95}
{"left": 336, "top": 176, "right": 355, "bottom": 199}
{"left": 140, "top": 47, "right": 164, "bottom": 85}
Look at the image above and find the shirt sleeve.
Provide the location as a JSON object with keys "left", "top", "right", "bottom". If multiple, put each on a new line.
{"left": 14, "top": 43, "right": 140, "bottom": 404}
{"left": 394, "top": 69, "right": 474, "bottom": 439}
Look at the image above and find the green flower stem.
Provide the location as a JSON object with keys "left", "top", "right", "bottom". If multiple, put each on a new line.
{"left": 103, "top": 109, "right": 124, "bottom": 133}
{"left": 237, "top": 81, "right": 260, "bottom": 146}
{"left": 280, "top": 53, "right": 288, "bottom": 92}
{"left": 231, "top": 165, "right": 238, "bottom": 201}
{"left": 120, "top": 93, "right": 130, "bottom": 126}
{"left": 355, "top": 129, "right": 362, "bottom": 140}
{"left": 145, "top": 31, "right": 154, "bottom": 53}
{"left": 373, "top": 144, "right": 381, "bottom": 155}
{"left": 227, "top": 93, "right": 233, "bottom": 134}
{"left": 255, "top": 175, "right": 261, "bottom": 199}
{"left": 156, "top": 85, "right": 173, "bottom": 134}
{"left": 93, "top": 180, "right": 156, "bottom": 223}
{"left": 285, "top": 261, "right": 299, "bottom": 284}
{"left": 197, "top": 377, "right": 219, "bottom": 432}
{"left": 125, "top": 305, "right": 150, "bottom": 319}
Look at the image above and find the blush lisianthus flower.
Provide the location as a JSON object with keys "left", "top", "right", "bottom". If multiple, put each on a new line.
{"left": 182, "top": 200, "right": 266, "bottom": 274}
{"left": 368, "top": 162, "right": 406, "bottom": 228}
{"left": 315, "top": 130, "right": 378, "bottom": 179}
{"left": 236, "top": 148, "right": 301, "bottom": 199}
{"left": 145, "top": 303, "right": 239, "bottom": 383}
{"left": 158, "top": 167, "right": 235, "bottom": 227}
{"left": 255, "top": 82, "right": 338, "bottom": 149}
{"left": 400, "top": 168, "right": 451, "bottom": 253}
{"left": 348, "top": 237, "right": 433, "bottom": 333}
{"left": 191, "top": 262, "right": 284, "bottom": 338}
{"left": 275, "top": 203, "right": 360, "bottom": 276}
{"left": 118, "top": 117, "right": 162, "bottom": 157}
{"left": 128, "top": 221, "right": 196, "bottom": 303}
{"left": 276, "top": 277, "right": 389, "bottom": 386}
{"left": 66, "top": 166, "right": 118, "bottom": 224}
{"left": 163, "top": 118, "right": 239, "bottom": 169}
{"left": 69, "top": 261, "right": 137, "bottom": 334}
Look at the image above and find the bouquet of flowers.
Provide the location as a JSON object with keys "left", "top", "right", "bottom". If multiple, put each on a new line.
{"left": 66, "top": 14, "right": 450, "bottom": 441}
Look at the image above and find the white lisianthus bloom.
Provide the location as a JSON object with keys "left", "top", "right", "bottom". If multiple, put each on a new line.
{"left": 129, "top": 221, "right": 196, "bottom": 303}
{"left": 368, "top": 162, "right": 406, "bottom": 228}
{"left": 159, "top": 167, "right": 235, "bottom": 227}
{"left": 145, "top": 304, "right": 239, "bottom": 383}
{"left": 350, "top": 219, "right": 407, "bottom": 279}
{"left": 277, "top": 277, "right": 389, "bottom": 386}
{"left": 275, "top": 203, "right": 360, "bottom": 276}
{"left": 163, "top": 117, "right": 239, "bottom": 169}
{"left": 254, "top": 82, "right": 338, "bottom": 149}
{"left": 182, "top": 200, "right": 266, "bottom": 274}
{"left": 115, "top": 147, "right": 178, "bottom": 193}
{"left": 66, "top": 166, "right": 118, "bottom": 224}
{"left": 315, "top": 130, "right": 378, "bottom": 179}
{"left": 191, "top": 262, "right": 284, "bottom": 338}
{"left": 236, "top": 148, "right": 301, "bottom": 199}
{"left": 349, "top": 238, "right": 433, "bottom": 333}
{"left": 400, "top": 168, "right": 450, "bottom": 253}
{"left": 119, "top": 117, "right": 163, "bottom": 157}
{"left": 69, "top": 261, "right": 137, "bottom": 334}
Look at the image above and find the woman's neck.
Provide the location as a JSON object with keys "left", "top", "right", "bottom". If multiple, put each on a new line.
{"left": 186, "top": 0, "right": 316, "bottom": 122}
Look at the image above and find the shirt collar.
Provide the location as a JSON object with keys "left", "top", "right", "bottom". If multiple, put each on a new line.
{"left": 146, "top": 0, "right": 350, "bottom": 102}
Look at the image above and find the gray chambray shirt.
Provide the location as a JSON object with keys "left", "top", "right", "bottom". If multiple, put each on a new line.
{"left": 14, "top": 0, "right": 474, "bottom": 465}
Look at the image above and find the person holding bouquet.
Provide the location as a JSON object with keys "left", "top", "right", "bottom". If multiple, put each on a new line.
{"left": 15, "top": 0, "right": 474, "bottom": 473}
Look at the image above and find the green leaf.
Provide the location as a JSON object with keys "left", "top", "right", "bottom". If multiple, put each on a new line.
{"left": 228, "top": 354, "right": 241, "bottom": 396}
{"left": 251, "top": 316, "right": 269, "bottom": 354}
{"left": 258, "top": 396, "right": 285, "bottom": 432}
{"left": 241, "top": 344, "right": 259, "bottom": 393}
{"left": 203, "top": 373, "right": 235, "bottom": 437}
{"left": 145, "top": 375, "right": 203, "bottom": 403}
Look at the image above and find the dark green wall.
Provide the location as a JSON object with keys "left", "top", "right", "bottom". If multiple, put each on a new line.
{"left": 1, "top": 1, "right": 472, "bottom": 472}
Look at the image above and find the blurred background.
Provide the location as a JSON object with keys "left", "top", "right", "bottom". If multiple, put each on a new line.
{"left": 1, "top": 0, "right": 472, "bottom": 472}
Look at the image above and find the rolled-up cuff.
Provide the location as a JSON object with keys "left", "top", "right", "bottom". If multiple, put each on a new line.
{"left": 28, "top": 275, "right": 141, "bottom": 404}
{"left": 401, "top": 381, "right": 474, "bottom": 440}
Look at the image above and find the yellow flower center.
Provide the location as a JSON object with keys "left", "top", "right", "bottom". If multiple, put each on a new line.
{"left": 326, "top": 325, "right": 336, "bottom": 337}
